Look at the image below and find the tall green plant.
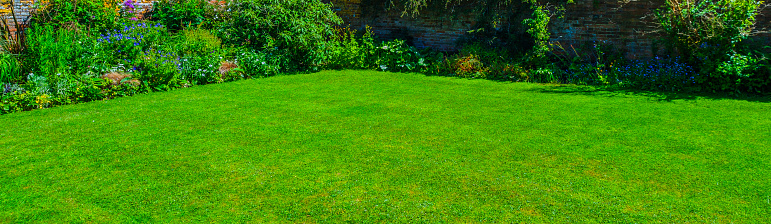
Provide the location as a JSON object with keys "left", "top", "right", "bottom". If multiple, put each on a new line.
{"left": 0, "top": 53, "right": 20, "bottom": 83}
{"left": 216, "top": 0, "right": 342, "bottom": 71}
{"left": 25, "top": 25, "right": 86, "bottom": 82}
{"left": 523, "top": 5, "right": 551, "bottom": 67}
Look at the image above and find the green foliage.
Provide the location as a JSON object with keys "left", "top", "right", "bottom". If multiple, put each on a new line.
{"left": 235, "top": 50, "right": 281, "bottom": 78}
{"left": 370, "top": 39, "right": 427, "bottom": 72}
{"left": 424, "top": 42, "right": 524, "bottom": 80}
{"left": 179, "top": 52, "right": 225, "bottom": 85}
{"left": 136, "top": 49, "right": 183, "bottom": 91}
{"left": 173, "top": 28, "right": 222, "bottom": 57}
{"left": 30, "top": 0, "right": 120, "bottom": 32}
{"left": 0, "top": 53, "right": 21, "bottom": 83}
{"left": 94, "top": 22, "right": 169, "bottom": 66}
{"left": 216, "top": 0, "right": 342, "bottom": 71}
{"left": 24, "top": 25, "right": 88, "bottom": 83}
{"left": 320, "top": 26, "right": 428, "bottom": 72}
{"left": 395, "top": 0, "right": 573, "bottom": 17}
{"left": 0, "top": 87, "right": 36, "bottom": 113}
{"left": 319, "top": 26, "right": 369, "bottom": 70}
{"left": 654, "top": 0, "right": 764, "bottom": 92}
{"left": 523, "top": 5, "right": 551, "bottom": 67}
{"left": 148, "top": 0, "right": 218, "bottom": 31}
{"left": 67, "top": 72, "right": 110, "bottom": 103}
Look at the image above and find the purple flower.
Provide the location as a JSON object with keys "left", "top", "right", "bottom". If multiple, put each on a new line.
{"left": 123, "top": 0, "right": 136, "bottom": 9}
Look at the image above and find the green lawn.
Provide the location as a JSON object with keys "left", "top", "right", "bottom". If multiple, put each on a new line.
{"left": 1, "top": 70, "right": 769, "bottom": 222}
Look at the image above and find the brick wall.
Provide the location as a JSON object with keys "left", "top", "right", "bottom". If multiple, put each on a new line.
{"left": 1, "top": 0, "right": 155, "bottom": 32}
{"left": 1, "top": 0, "right": 35, "bottom": 32}
{"left": 328, "top": 0, "right": 482, "bottom": 51}
{"left": 550, "top": 0, "right": 667, "bottom": 59}
{"left": 331, "top": 0, "right": 771, "bottom": 58}
{"left": 5, "top": 0, "right": 771, "bottom": 58}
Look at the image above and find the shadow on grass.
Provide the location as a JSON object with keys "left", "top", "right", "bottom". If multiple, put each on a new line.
{"left": 529, "top": 84, "right": 771, "bottom": 103}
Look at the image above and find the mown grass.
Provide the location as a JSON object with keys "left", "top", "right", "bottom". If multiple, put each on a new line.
{"left": 1, "top": 70, "right": 769, "bottom": 222}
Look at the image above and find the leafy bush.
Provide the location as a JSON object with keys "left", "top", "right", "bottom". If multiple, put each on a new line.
{"left": 319, "top": 26, "right": 369, "bottom": 70}
{"left": 172, "top": 28, "right": 222, "bottom": 57}
{"left": 1, "top": 87, "right": 36, "bottom": 114}
{"left": 654, "top": 0, "right": 764, "bottom": 92}
{"left": 135, "top": 48, "right": 183, "bottom": 91}
{"left": 95, "top": 22, "right": 168, "bottom": 66}
{"left": 30, "top": 0, "right": 120, "bottom": 32}
{"left": 179, "top": 52, "right": 224, "bottom": 85}
{"left": 216, "top": 0, "right": 342, "bottom": 71}
{"left": 369, "top": 39, "right": 428, "bottom": 72}
{"left": 236, "top": 50, "right": 281, "bottom": 78}
{"left": 148, "top": 0, "right": 219, "bottom": 31}
{"left": 320, "top": 26, "right": 428, "bottom": 72}
{"left": 452, "top": 54, "right": 489, "bottom": 79}
{"left": 424, "top": 42, "right": 519, "bottom": 80}
{"left": 564, "top": 57, "right": 698, "bottom": 91}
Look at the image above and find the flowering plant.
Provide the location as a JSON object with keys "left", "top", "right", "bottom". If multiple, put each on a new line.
{"left": 135, "top": 48, "right": 184, "bottom": 90}
{"left": 94, "top": 22, "right": 166, "bottom": 65}
{"left": 120, "top": 0, "right": 140, "bottom": 21}
{"left": 179, "top": 52, "right": 223, "bottom": 85}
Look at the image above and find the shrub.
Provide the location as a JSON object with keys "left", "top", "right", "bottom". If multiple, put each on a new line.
{"left": 1, "top": 88, "right": 36, "bottom": 114}
{"left": 453, "top": 54, "right": 489, "bottom": 79}
{"left": 135, "top": 48, "right": 183, "bottom": 91}
{"left": 94, "top": 22, "right": 168, "bottom": 66}
{"left": 320, "top": 25, "right": 429, "bottom": 72}
{"left": 319, "top": 26, "right": 369, "bottom": 70}
{"left": 235, "top": 50, "right": 281, "bottom": 78}
{"left": 30, "top": 0, "right": 120, "bottom": 32}
{"left": 569, "top": 57, "right": 698, "bottom": 91}
{"left": 654, "top": 0, "right": 764, "bottom": 92}
{"left": 216, "top": 0, "right": 342, "bottom": 71}
{"left": 457, "top": 42, "right": 515, "bottom": 80}
{"left": 148, "top": 0, "right": 218, "bottom": 31}
{"left": 172, "top": 28, "right": 222, "bottom": 57}
{"left": 369, "top": 39, "right": 427, "bottom": 72}
{"left": 179, "top": 52, "right": 224, "bottom": 85}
